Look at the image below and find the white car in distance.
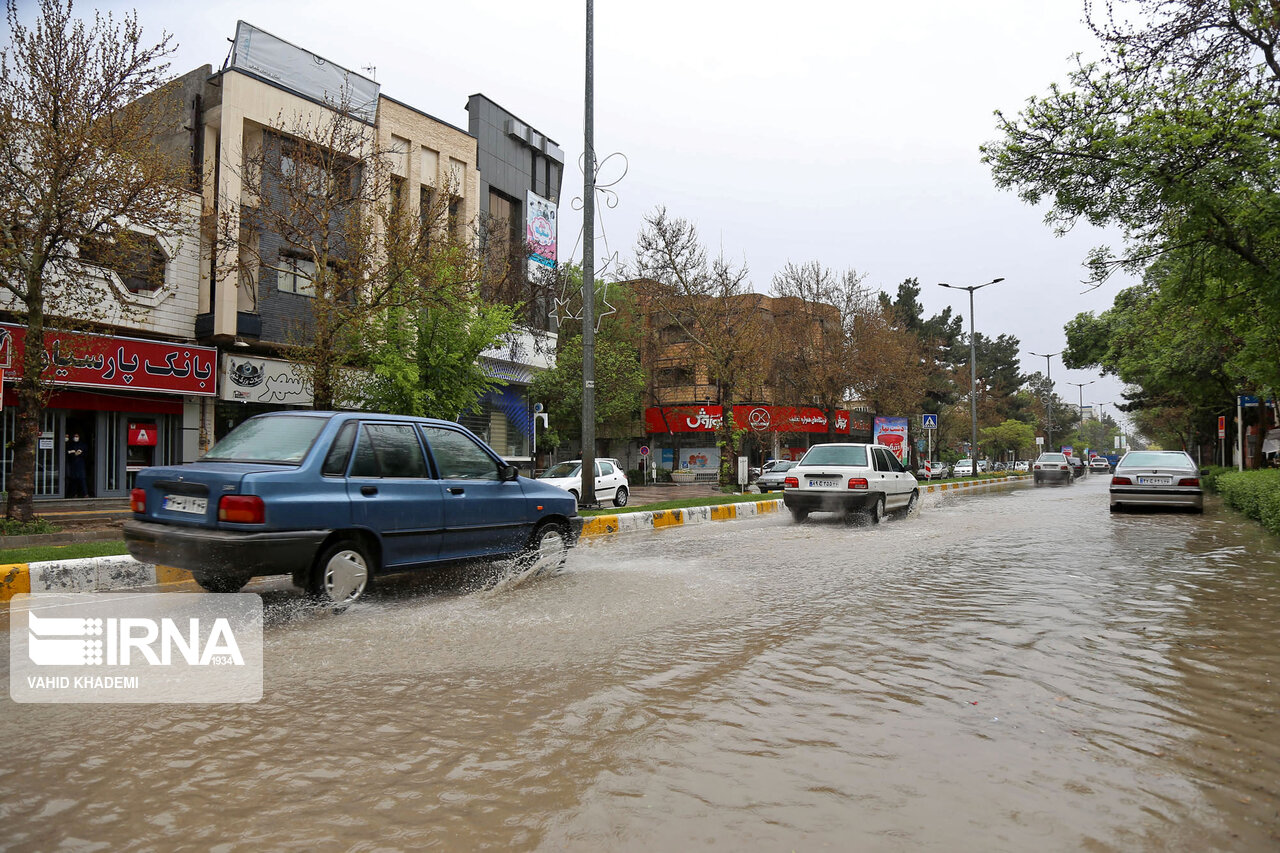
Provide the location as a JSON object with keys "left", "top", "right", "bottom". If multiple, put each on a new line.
{"left": 782, "top": 443, "right": 919, "bottom": 524}
{"left": 539, "top": 459, "right": 630, "bottom": 507}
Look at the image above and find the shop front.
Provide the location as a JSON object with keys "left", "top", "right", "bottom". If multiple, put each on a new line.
{"left": 643, "top": 405, "right": 873, "bottom": 473}
{"left": 0, "top": 324, "right": 217, "bottom": 499}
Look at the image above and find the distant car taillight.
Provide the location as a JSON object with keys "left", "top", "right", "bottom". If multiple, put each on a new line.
{"left": 129, "top": 488, "right": 145, "bottom": 513}
{"left": 848, "top": 478, "right": 868, "bottom": 490}
{"left": 1034, "top": 464, "right": 1042, "bottom": 470}
{"left": 1111, "top": 476, "right": 1132, "bottom": 485}
{"left": 219, "top": 495, "right": 265, "bottom": 524}
{"left": 784, "top": 476, "right": 799, "bottom": 488}
{"left": 1178, "top": 477, "right": 1200, "bottom": 487}
{"left": 1060, "top": 465, "right": 1069, "bottom": 471}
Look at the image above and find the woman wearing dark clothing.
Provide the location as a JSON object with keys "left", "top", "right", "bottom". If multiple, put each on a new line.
{"left": 66, "top": 433, "right": 88, "bottom": 498}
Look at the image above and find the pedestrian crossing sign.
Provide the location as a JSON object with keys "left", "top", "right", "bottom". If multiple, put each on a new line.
{"left": 922, "top": 414, "right": 938, "bottom": 430}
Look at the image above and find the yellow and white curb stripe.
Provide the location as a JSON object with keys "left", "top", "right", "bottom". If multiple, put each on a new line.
{"left": 579, "top": 498, "right": 784, "bottom": 541}
{"left": 0, "top": 557, "right": 193, "bottom": 602}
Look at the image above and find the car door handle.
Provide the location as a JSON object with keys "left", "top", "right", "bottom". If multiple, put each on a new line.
{"left": 448, "top": 487, "right": 465, "bottom": 495}
{"left": 360, "top": 486, "right": 378, "bottom": 496}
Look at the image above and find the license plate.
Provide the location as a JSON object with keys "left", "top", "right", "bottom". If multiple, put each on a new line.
{"left": 163, "top": 495, "right": 207, "bottom": 514}
{"left": 809, "top": 478, "right": 839, "bottom": 488}
{"left": 1137, "top": 476, "right": 1171, "bottom": 486}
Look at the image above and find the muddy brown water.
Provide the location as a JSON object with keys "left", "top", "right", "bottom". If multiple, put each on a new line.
{"left": 3, "top": 477, "right": 1278, "bottom": 851}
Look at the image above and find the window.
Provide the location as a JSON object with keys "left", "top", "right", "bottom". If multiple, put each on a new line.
{"left": 349, "top": 424, "right": 428, "bottom": 478}
{"left": 322, "top": 422, "right": 357, "bottom": 476}
{"left": 660, "top": 323, "right": 693, "bottom": 344}
{"left": 655, "top": 366, "right": 692, "bottom": 387}
{"left": 421, "top": 426, "right": 499, "bottom": 480}
{"left": 278, "top": 255, "right": 316, "bottom": 297}
{"left": 79, "top": 232, "right": 167, "bottom": 293}
{"left": 281, "top": 153, "right": 327, "bottom": 197}
{"left": 599, "top": 461, "right": 615, "bottom": 476}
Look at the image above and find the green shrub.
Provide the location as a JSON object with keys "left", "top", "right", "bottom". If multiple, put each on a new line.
{"left": 1211, "top": 469, "right": 1280, "bottom": 537}
{"left": 1200, "top": 466, "right": 1233, "bottom": 493}
{"left": 0, "top": 517, "right": 59, "bottom": 537}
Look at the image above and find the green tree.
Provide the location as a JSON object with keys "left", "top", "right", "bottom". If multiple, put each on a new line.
{"left": 980, "top": 419, "right": 1037, "bottom": 462}
{"left": 0, "top": 0, "right": 189, "bottom": 521}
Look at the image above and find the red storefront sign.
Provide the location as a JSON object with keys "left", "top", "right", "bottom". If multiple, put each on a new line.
{"left": 0, "top": 323, "right": 217, "bottom": 396}
{"left": 645, "top": 405, "right": 869, "bottom": 434}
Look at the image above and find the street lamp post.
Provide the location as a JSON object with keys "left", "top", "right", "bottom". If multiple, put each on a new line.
{"left": 1029, "top": 350, "right": 1060, "bottom": 450}
{"left": 1068, "top": 380, "right": 1095, "bottom": 432}
{"left": 938, "top": 278, "right": 1006, "bottom": 473}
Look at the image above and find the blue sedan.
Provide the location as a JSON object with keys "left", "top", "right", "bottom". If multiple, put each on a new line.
{"left": 124, "top": 412, "right": 582, "bottom": 605}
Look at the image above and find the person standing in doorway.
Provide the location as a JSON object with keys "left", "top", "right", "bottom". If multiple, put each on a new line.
{"left": 66, "top": 432, "right": 88, "bottom": 498}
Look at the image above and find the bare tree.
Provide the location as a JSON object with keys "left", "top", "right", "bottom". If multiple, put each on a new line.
{"left": 633, "top": 207, "right": 770, "bottom": 486}
{"left": 0, "top": 0, "right": 189, "bottom": 521}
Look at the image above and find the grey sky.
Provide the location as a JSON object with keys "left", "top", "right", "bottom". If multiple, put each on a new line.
{"left": 67, "top": 0, "right": 1133, "bottom": 434}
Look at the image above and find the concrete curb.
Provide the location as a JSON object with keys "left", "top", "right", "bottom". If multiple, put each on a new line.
{"left": 0, "top": 475, "right": 1031, "bottom": 600}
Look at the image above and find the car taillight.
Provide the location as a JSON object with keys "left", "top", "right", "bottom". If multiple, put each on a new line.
{"left": 130, "top": 488, "right": 145, "bottom": 513}
{"left": 1178, "top": 477, "right": 1200, "bottom": 487}
{"left": 219, "top": 495, "right": 265, "bottom": 524}
{"left": 784, "top": 476, "right": 798, "bottom": 488}
{"left": 1033, "top": 464, "right": 1041, "bottom": 470}
{"left": 1111, "top": 476, "right": 1132, "bottom": 485}
{"left": 848, "top": 478, "right": 868, "bottom": 490}
{"left": 1060, "top": 465, "right": 1069, "bottom": 471}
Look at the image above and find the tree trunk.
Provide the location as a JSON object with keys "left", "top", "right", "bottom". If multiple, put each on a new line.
{"left": 6, "top": 304, "right": 45, "bottom": 523}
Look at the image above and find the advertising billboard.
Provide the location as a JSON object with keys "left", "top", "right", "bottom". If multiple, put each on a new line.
{"left": 873, "top": 416, "right": 910, "bottom": 462}
{"left": 526, "top": 191, "right": 557, "bottom": 268}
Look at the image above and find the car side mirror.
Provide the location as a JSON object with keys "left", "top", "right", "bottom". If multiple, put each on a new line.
{"left": 500, "top": 464, "right": 520, "bottom": 482}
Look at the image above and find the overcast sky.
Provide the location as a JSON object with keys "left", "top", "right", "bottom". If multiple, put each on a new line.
{"left": 58, "top": 0, "right": 1133, "bottom": 433}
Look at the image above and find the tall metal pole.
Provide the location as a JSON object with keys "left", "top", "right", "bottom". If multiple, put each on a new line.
{"left": 967, "top": 287, "right": 978, "bottom": 468}
{"left": 938, "top": 278, "right": 1004, "bottom": 474}
{"left": 1030, "top": 351, "right": 1060, "bottom": 450}
{"left": 580, "top": 0, "right": 596, "bottom": 505}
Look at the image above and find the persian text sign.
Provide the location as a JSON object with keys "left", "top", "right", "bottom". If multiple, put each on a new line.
{"left": 0, "top": 324, "right": 216, "bottom": 396}
{"left": 873, "top": 416, "right": 910, "bottom": 462}
{"left": 645, "top": 405, "right": 867, "bottom": 434}
{"left": 10, "top": 593, "right": 263, "bottom": 704}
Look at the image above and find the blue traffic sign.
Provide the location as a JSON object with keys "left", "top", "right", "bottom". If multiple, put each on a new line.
{"left": 922, "top": 414, "right": 938, "bottom": 430}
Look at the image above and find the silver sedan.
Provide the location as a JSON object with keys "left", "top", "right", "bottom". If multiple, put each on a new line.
{"left": 1109, "top": 450, "right": 1204, "bottom": 513}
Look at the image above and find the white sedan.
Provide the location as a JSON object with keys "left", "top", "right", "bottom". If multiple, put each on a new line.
{"left": 782, "top": 443, "right": 919, "bottom": 523}
{"left": 539, "top": 459, "right": 630, "bottom": 507}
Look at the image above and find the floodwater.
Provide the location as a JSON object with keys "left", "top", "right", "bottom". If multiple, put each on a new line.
{"left": 3, "top": 476, "right": 1279, "bottom": 851}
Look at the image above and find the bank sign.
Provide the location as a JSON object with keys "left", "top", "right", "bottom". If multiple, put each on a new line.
{"left": 10, "top": 593, "right": 263, "bottom": 704}
{"left": 0, "top": 324, "right": 217, "bottom": 396}
{"left": 644, "top": 405, "right": 871, "bottom": 434}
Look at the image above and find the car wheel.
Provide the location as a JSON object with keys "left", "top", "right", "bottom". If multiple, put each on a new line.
{"left": 525, "top": 520, "right": 570, "bottom": 575}
{"left": 790, "top": 508, "right": 808, "bottom": 523}
{"left": 1109, "top": 503, "right": 1121, "bottom": 513}
{"left": 569, "top": 489, "right": 580, "bottom": 504}
{"left": 192, "top": 572, "right": 252, "bottom": 593}
{"left": 867, "top": 495, "right": 885, "bottom": 525}
{"left": 613, "top": 486, "right": 629, "bottom": 507}
{"left": 901, "top": 489, "right": 919, "bottom": 517}
{"left": 309, "top": 539, "right": 371, "bottom": 607}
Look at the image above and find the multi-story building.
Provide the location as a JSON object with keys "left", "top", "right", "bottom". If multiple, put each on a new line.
{"left": 632, "top": 280, "right": 872, "bottom": 475}
{"left": 153, "top": 23, "right": 561, "bottom": 465}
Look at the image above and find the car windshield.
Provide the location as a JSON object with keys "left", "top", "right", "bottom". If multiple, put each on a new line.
{"left": 1039, "top": 454, "right": 1068, "bottom": 463}
{"left": 801, "top": 446, "right": 868, "bottom": 467}
{"left": 767, "top": 461, "right": 796, "bottom": 473}
{"left": 203, "top": 415, "right": 328, "bottom": 463}
{"left": 956, "top": 458, "right": 972, "bottom": 466}
{"left": 542, "top": 462, "right": 581, "bottom": 478}
{"left": 1120, "top": 451, "right": 1194, "bottom": 469}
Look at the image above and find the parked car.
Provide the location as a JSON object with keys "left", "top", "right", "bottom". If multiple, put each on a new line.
{"left": 540, "top": 458, "right": 630, "bottom": 507}
{"left": 1067, "top": 456, "right": 1087, "bottom": 479}
{"left": 1033, "top": 452, "right": 1073, "bottom": 486}
{"left": 952, "top": 458, "right": 975, "bottom": 476}
{"left": 782, "top": 443, "right": 919, "bottom": 523}
{"left": 123, "top": 412, "right": 582, "bottom": 605}
{"left": 977, "top": 460, "right": 990, "bottom": 472}
{"left": 916, "top": 461, "right": 950, "bottom": 480}
{"left": 1089, "top": 456, "right": 1112, "bottom": 474}
{"left": 1013, "top": 460, "right": 1030, "bottom": 472}
{"left": 1109, "top": 450, "right": 1204, "bottom": 513}
{"left": 755, "top": 460, "right": 797, "bottom": 492}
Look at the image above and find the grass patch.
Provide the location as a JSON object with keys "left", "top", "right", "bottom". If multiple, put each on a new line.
{"left": 0, "top": 517, "right": 60, "bottom": 537}
{"left": 0, "top": 540, "right": 130, "bottom": 565}
{"left": 579, "top": 492, "right": 780, "bottom": 516}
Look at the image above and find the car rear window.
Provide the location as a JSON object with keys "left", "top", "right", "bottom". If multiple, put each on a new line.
{"left": 1120, "top": 451, "right": 1194, "bottom": 469}
{"left": 203, "top": 415, "right": 328, "bottom": 463}
{"left": 801, "top": 446, "right": 868, "bottom": 467}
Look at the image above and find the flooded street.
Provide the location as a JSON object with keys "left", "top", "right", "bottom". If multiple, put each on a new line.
{"left": 4, "top": 476, "right": 1280, "bottom": 850}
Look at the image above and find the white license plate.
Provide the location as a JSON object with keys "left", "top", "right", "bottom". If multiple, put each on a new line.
{"left": 163, "top": 495, "right": 207, "bottom": 514}
{"left": 1137, "top": 476, "right": 1171, "bottom": 486}
{"left": 809, "top": 478, "right": 840, "bottom": 488}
